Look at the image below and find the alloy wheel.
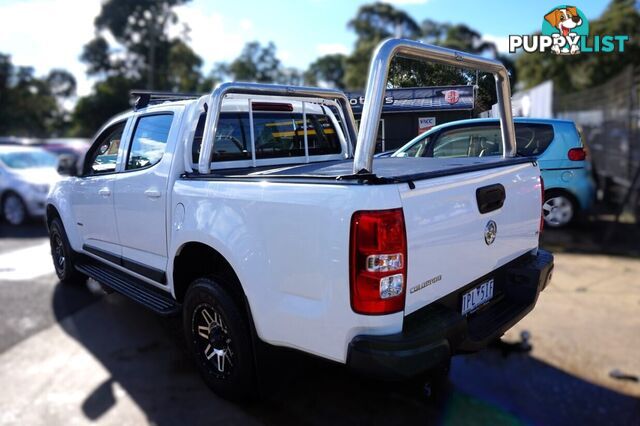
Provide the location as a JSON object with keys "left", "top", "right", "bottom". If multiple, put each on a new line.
{"left": 193, "top": 304, "right": 235, "bottom": 378}
{"left": 543, "top": 195, "right": 574, "bottom": 227}
{"left": 3, "top": 194, "right": 26, "bottom": 225}
{"left": 52, "top": 233, "right": 66, "bottom": 274}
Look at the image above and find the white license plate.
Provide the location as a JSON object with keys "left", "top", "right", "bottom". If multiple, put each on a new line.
{"left": 461, "top": 279, "right": 494, "bottom": 315}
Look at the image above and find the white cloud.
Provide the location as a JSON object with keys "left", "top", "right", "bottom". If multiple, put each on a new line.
{"left": 279, "top": 50, "right": 292, "bottom": 62}
{"left": 316, "top": 43, "right": 350, "bottom": 56}
{"left": 0, "top": 0, "right": 101, "bottom": 97}
{"left": 171, "top": 4, "right": 254, "bottom": 71}
{"left": 483, "top": 34, "right": 510, "bottom": 54}
{"left": 239, "top": 19, "right": 253, "bottom": 32}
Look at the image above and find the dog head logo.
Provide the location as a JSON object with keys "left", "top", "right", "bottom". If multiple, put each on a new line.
{"left": 542, "top": 5, "right": 589, "bottom": 55}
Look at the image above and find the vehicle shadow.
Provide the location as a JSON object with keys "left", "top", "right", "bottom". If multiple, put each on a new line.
{"left": 0, "top": 221, "right": 48, "bottom": 243}
{"left": 540, "top": 213, "right": 640, "bottom": 258}
{"left": 53, "top": 288, "right": 640, "bottom": 426}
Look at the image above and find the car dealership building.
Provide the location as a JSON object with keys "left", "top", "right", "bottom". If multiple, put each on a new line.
{"left": 346, "top": 85, "right": 475, "bottom": 152}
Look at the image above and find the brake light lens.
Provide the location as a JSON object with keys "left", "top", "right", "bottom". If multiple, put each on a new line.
{"left": 567, "top": 147, "right": 586, "bottom": 161}
{"left": 350, "top": 209, "right": 407, "bottom": 315}
{"left": 539, "top": 176, "right": 545, "bottom": 233}
{"left": 251, "top": 102, "right": 293, "bottom": 112}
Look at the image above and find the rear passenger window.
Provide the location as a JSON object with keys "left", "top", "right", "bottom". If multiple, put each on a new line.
{"left": 515, "top": 124, "right": 554, "bottom": 156}
{"left": 191, "top": 111, "right": 342, "bottom": 164}
{"left": 126, "top": 114, "right": 173, "bottom": 170}
{"left": 431, "top": 123, "right": 555, "bottom": 158}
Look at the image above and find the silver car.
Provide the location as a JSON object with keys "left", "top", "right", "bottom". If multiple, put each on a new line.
{"left": 0, "top": 146, "right": 62, "bottom": 225}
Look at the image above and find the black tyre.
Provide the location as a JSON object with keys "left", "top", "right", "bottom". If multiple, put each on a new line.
{"left": 2, "top": 192, "right": 28, "bottom": 226}
{"left": 543, "top": 190, "right": 577, "bottom": 228}
{"left": 49, "top": 217, "right": 87, "bottom": 285}
{"left": 183, "top": 277, "right": 255, "bottom": 400}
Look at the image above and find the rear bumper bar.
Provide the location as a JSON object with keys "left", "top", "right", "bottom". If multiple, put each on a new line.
{"left": 347, "top": 249, "right": 554, "bottom": 380}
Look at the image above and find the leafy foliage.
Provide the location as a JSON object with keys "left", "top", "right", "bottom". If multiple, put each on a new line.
{"left": 304, "top": 54, "right": 347, "bottom": 89}
{"left": 72, "top": 0, "right": 208, "bottom": 136}
{"left": 0, "top": 54, "right": 75, "bottom": 136}
{"left": 342, "top": 2, "right": 514, "bottom": 113}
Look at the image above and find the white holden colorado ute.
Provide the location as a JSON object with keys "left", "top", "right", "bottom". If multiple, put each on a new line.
{"left": 47, "top": 39, "right": 553, "bottom": 399}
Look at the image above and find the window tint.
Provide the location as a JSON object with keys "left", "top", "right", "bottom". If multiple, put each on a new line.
{"left": 395, "top": 136, "right": 429, "bottom": 157}
{"left": 431, "top": 123, "right": 555, "bottom": 158}
{"left": 432, "top": 127, "right": 497, "bottom": 158}
{"left": 126, "top": 114, "right": 173, "bottom": 170}
{"left": 86, "top": 122, "right": 126, "bottom": 175}
{"left": 253, "top": 113, "right": 341, "bottom": 159}
{"left": 192, "top": 111, "right": 342, "bottom": 163}
{"left": 515, "top": 123, "right": 554, "bottom": 156}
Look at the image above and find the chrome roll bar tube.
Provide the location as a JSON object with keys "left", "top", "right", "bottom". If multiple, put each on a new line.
{"left": 197, "top": 82, "right": 358, "bottom": 174}
{"left": 353, "top": 38, "right": 517, "bottom": 174}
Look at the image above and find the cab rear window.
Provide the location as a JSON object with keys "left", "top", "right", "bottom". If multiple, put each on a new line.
{"left": 192, "top": 112, "right": 341, "bottom": 163}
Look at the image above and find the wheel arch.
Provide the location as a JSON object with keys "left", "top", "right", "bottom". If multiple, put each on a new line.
{"left": 46, "top": 203, "right": 61, "bottom": 227}
{"left": 545, "top": 187, "right": 580, "bottom": 212}
{"left": 172, "top": 241, "right": 249, "bottom": 313}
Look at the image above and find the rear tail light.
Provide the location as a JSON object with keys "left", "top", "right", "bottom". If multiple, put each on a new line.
{"left": 567, "top": 147, "right": 586, "bottom": 161}
{"left": 350, "top": 209, "right": 407, "bottom": 315}
{"left": 539, "top": 176, "right": 545, "bottom": 233}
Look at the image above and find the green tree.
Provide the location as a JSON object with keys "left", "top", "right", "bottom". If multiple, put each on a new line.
{"left": 304, "top": 54, "right": 347, "bottom": 89}
{"left": 226, "top": 41, "right": 283, "bottom": 83}
{"left": 73, "top": 0, "right": 206, "bottom": 136}
{"left": 167, "top": 39, "right": 204, "bottom": 92}
{"left": 345, "top": 2, "right": 421, "bottom": 89}
{"left": 214, "top": 41, "right": 301, "bottom": 85}
{"left": 70, "top": 76, "right": 133, "bottom": 137}
{"left": 0, "top": 54, "right": 75, "bottom": 137}
{"left": 343, "top": 3, "right": 514, "bottom": 113}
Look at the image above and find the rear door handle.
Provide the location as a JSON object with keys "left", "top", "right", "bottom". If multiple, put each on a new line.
{"left": 144, "top": 189, "right": 161, "bottom": 199}
{"left": 98, "top": 187, "right": 111, "bottom": 197}
{"left": 476, "top": 184, "right": 506, "bottom": 214}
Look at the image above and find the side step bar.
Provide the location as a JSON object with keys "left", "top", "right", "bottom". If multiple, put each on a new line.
{"left": 75, "top": 256, "right": 180, "bottom": 316}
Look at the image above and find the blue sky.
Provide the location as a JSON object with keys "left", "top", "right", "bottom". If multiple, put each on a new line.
{"left": 0, "top": 0, "right": 610, "bottom": 96}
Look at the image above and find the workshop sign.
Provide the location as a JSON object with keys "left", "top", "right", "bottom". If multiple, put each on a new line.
{"left": 346, "top": 85, "right": 474, "bottom": 114}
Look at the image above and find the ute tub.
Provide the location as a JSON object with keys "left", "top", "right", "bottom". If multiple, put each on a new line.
{"left": 347, "top": 250, "right": 554, "bottom": 380}
{"left": 184, "top": 156, "right": 535, "bottom": 183}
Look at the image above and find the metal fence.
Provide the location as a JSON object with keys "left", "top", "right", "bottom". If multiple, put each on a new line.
{"left": 555, "top": 66, "right": 640, "bottom": 217}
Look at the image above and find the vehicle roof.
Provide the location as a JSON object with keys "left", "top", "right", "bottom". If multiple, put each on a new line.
{"left": 131, "top": 95, "right": 331, "bottom": 115}
{"left": 425, "top": 117, "right": 575, "bottom": 133}
{"left": 0, "top": 145, "right": 50, "bottom": 154}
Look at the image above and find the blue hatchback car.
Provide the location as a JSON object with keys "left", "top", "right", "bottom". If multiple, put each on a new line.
{"left": 391, "top": 118, "right": 595, "bottom": 228}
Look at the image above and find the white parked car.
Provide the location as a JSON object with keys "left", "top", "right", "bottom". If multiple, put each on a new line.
{"left": 46, "top": 40, "right": 553, "bottom": 399}
{"left": 0, "top": 146, "right": 61, "bottom": 225}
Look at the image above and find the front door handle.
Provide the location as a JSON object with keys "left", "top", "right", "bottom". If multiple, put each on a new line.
{"left": 144, "top": 188, "right": 161, "bottom": 199}
{"left": 98, "top": 187, "right": 111, "bottom": 197}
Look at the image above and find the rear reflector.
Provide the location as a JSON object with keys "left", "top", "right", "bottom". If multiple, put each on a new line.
{"left": 350, "top": 209, "right": 407, "bottom": 315}
{"left": 568, "top": 147, "right": 586, "bottom": 161}
{"left": 251, "top": 102, "right": 293, "bottom": 112}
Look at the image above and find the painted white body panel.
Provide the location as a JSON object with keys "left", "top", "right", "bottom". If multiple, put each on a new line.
{"left": 112, "top": 105, "right": 186, "bottom": 272}
{"left": 400, "top": 163, "right": 541, "bottom": 315}
{"left": 47, "top": 96, "right": 543, "bottom": 364}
